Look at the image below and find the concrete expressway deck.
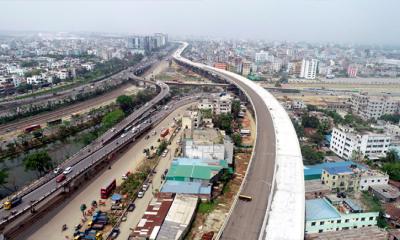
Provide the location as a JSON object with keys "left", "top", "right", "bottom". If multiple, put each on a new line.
{"left": 174, "top": 42, "right": 304, "bottom": 240}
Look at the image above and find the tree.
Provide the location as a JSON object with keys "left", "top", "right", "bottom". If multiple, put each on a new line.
{"left": 382, "top": 162, "right": 400, "bottom": 181}
{"left": 116, "top": 95, "right": 134, "bottom": 113}
{"left": 80, "top": 203, "right": 87, "bottom": 216}
{"left": 213, "top": 113, "right": 233, "bottom": 134}
{"left": 380, "top": 149, "right": 399, "bottom": 163}
{"left": 23, "top": 151, "right": 54, "bottom": 177}
{"left": 380, "top": 114, "right": 400, "bottom": 124}
{"left": 232, "top": 133, "right": 242, "bottom": 146}
{"left": 0, "top": 168, "right": 14, "bottom": 193}
{"left": 301, "top": 146, "right": 325, "bottom": 165}
{"left": 231, "top": 100, "right": 241, "bottom": 118}
{"left": 101, "top": 109, "right": 125, "bottom": 130}
{"left": 301, "top": 115, "right": 320, "bottom": 129}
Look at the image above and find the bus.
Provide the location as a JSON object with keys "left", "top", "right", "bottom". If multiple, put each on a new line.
{"left": 100, "top": 179, "right": 116, "bottom": 199}
{"left": 24, "top": 124, "right": 41, "bottom": 133}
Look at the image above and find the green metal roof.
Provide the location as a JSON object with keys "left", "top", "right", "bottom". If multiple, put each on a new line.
{"left": 167, "top": 165, "right": 222, "bottom": 180}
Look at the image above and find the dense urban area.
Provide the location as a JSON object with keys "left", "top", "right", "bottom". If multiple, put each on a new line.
{"left": 0, "top": 30, "right": 399, "bottom": 240}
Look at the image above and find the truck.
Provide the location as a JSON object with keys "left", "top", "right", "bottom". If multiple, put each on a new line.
{"left": 3, "top": 196, "right": 22, "bottom": 210}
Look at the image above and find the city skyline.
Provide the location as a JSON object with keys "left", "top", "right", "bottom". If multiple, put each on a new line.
{"left": 0, "top": 0, "right": 399, "bottom": 45}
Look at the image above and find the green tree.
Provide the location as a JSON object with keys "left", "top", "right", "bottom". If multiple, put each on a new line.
{"left": 156, "top": 140, "right": 168, "bottom": 156}
{"left": 382, "top": 162, "right": 400, "bottom": 181}
{"left": 214, "top": 113, "right": 233, "bottom": 134}
{"left": 0, "top": 168, "right": 14, "bottom": 193}
{"left": 23, "top": 151, "right": 54, "bottom": 177}
{"left": 380, "top": 149, "right": 399, "bottom": 163}
{"left": 380, "top": 114, "right": 400, "bottom": 124}
{"left": 116, "top": 95, "right": 134, "bottom": 113}
{"left": 80, "top": 204, "right": 87, "bottom": 216}
{"left": 301, "top": 115, "right": 320, "bottom": 129}
{"left": 232, "top": 133, "right": 242, "bottom": 146}
{"left": 301, "top": 146, "right": 325, "bottom": 165}
{"left": 101, "top": 109, "right": 125, "bottom": 130}
{"left": 231, "top": 100, "right": 241, "bottom": 118}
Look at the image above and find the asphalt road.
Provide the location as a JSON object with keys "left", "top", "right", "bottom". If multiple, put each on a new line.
{"left": 217, "top": 72, "right": 276, "bottom": 240}
{"left": 0, "top": 79, "right": 169, "bottom": 224}
{"left": 0, "top": 95, "right": 197, "bottom": 225}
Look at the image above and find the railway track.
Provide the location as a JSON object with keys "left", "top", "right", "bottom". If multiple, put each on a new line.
{"left": 0, "top": 82, "right": 135, "bottom": 135}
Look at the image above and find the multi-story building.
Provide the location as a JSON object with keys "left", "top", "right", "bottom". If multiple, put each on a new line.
{"left": 359, "top": 170, "right": 389, "bottom": 191}
{"left": 347, "top": 65, "right": 358, "bottom": 78}
{"left": 330, "top": 126, "right": 391, "bottom": 160}
{"left": 351, "top": 93, "right": 399, "bottom": 120}
{"left": 197, "top": 94, "right": 232, "bottom": 115}
{"left": 300, "top": 59, "right": 318, "bottom": 79}
{"left": 241, "top": 61, "right": 252, "bottom": 76}
{"left": 305, "top": 198, "right": 379, "bottom": 234}
{"left": 321, "top": 165, "right": 361, "bottom": 192}
{"left": 255, "top": 51, "right": 269, "bottom": 63}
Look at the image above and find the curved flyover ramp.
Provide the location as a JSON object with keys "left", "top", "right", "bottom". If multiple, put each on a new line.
{"left": 173, "top": 43, "right": 304, "bottom": 240}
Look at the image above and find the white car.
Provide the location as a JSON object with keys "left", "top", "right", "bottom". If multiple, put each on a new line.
{"left": 137, "top": 191, "right": 144, "bottom": 198}
{"left": 63, "top": 167, "right": 73, "bottom": 174}
{"left": 121, "top": 133, "right": 126, "bottom": 138}
{"left": 53, "top": 167, "right": 62, "bottom": 174}
{"left": 142, "top": 184, "right": 149, "bottom": 191}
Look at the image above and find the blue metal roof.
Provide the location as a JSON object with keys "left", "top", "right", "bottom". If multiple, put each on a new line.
{"left": 305, "top": 199, "right": 341, "bottom": 221}
{"left": 324, "top": 165, "right": 355, "bottom": 175}
{"left": 160, "top": 180, "right": 211, "bottom": 195}
{"left": 304, "top": 161, "right": 364, "bottom": 177}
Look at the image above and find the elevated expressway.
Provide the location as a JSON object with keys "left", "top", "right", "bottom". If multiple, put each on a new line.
{"left": 0, "top": 76, "right": 171, "bottom": 232}
{"left": 173, "top": 43, "right": 304, "bottom": 240}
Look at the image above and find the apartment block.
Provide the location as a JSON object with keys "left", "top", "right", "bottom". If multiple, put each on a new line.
{"left": 351, "top": 93, "right": 399, "bottom": 120}
{"left": 330, "top": 126, "right": 391, "bottom": 160}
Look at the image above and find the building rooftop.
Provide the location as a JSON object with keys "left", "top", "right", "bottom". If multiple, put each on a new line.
{"left": 156, "top": 194, "right": 198, "bottom": 240}
{"left": 304, "top": 161, "right": 364, "bottom": 179}
{"left": 172, "top": 157, "right": 228, "bottom": 168}
{"left": 166, "top": 164, "right": 223, "bottom": 181}
{"left": 160, "top": 180, "right": 211, "bottom": 195}
{"left": 343, "top": 199, "right": 363, "bottom": 212}
{"left": 305, "top": 226, "right": 387, "bottom": 240}
{"left": 370, "top": 184, "right": 400, "bottom": 199}
{"left": 305, "top": 199, "right": 341, "bottom": 221}
{"left": 129, "top": 193, "right": 174, "bottom": 239}
{"left": 305, "top": 180, "right": 330, "bottom": 193}
{"left": 323, "top": 165, "right": 358, "bottom": 175}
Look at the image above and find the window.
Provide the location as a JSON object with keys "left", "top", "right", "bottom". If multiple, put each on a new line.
{"left": 311, "top": 222, "right": 316, "bottom": 226}
{"left": 345, "top": 219, "right": 349, "bottom": 223}
{"left": 361, "top": 217, "right": 365, "bottom": 221}
{"left": 319, "top": 230, "right": 323, "bottom": 233}
{"left": 320, "top": 221, "right": 325, "bottom": 225}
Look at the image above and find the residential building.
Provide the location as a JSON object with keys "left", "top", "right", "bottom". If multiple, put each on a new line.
{"left": 347, "top": 65, "right": 358, "bottom": 78}
{"left": 305, "top": 179, "right": 331, "bottom": 200}
{"left": 351, "top": 93, "right": 399, "bottom": 120}
{"left": 321, "top": 165, "right": 361, "bottom": 192}
{"left": 300, "top": 59, "right": 318, "bottom": 79}
{"left": 182, "top": 111, "right": 201, "bottom": 130}
{"left": 255, "top": 51, "right": 269, "bottom": 63}
{"left": 359, "top": 170, "right": 389, "bottom": 191}
{"left": 305, "top": 198, "right": 379, "bottom": 234}
{"left": 330, "top": 125, "right": 391, "bottom": 160}
{"left": 369, "top": 184, "right": 400, "bottom": 202}
{"left": 241, "top": 61, "right": 251, "bottom": 76}
{"left": 160, "top": 181, "right": 211, "bottom": 200}
{"left": 306, "top": 226, "right": 388, "bottom": 240}
{"left": 213, "top": 63, "right": 227, "bottom": 70}
{"left": 304, "top": 161, "right": 364, "bottom": 181}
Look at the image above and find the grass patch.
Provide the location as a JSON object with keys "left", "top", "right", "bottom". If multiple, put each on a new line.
{"left": 361, "top": 191, "right": 382, "bottom": 212}
{"left": 198, "top": 200, "right": 219, "bottom": 214}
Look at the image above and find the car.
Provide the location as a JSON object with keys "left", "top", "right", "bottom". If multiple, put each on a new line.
{"left": 127, "top": 203, "right": 136, "bottom": 212}
{"left": 120, "top": 133, "right": 126, "bottom": 138}
{"left": 56, "top": 174, "right": 66, "bottom": 183}
{"left": 63, "top": 167, "right": 73, "bottom": 174}
{"left": 142, "top": 184, "right": 149, "bottom": 191}
{"left": 137, "top": 191, "right": 144, "bottom": 198}
{"left": 111, "top": 128, "right": 116, "bottom": 132}
{"left": 53, "top": 167, "right": 62, "bottom": 174}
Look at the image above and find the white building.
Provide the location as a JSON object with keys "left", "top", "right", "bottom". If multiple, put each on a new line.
{"left": 182, "top": 111, "right": 201, "bottom": 129}
{"left": 330, "top": 125, "right": 391, "bottom": 160}
{"left": 255, "top": 51, "right": 269, "bottom": 63}
{"left": 351, "top": 93, "right": 399, "bottom": 120}
{"left": 197, "top": 94, "right": 232, "bottom": 115}
{"left": 300, "top": 59, "right": 318, "bottom": 79}
{"left": 292, "top": 100, "right": 307, "bottom": 109}
{"left": 26, "top": 75, "right": 42, "bottom": 85}
{"left": 57, "top": 70, "right": 68, "bottom": 80}
{"left": 359, "top": 170, "right": 389, "bottom": 191}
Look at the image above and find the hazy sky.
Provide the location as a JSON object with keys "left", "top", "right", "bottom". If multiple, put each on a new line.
{"left": 1, "top": 0, "right": 399, "bottom": 44}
